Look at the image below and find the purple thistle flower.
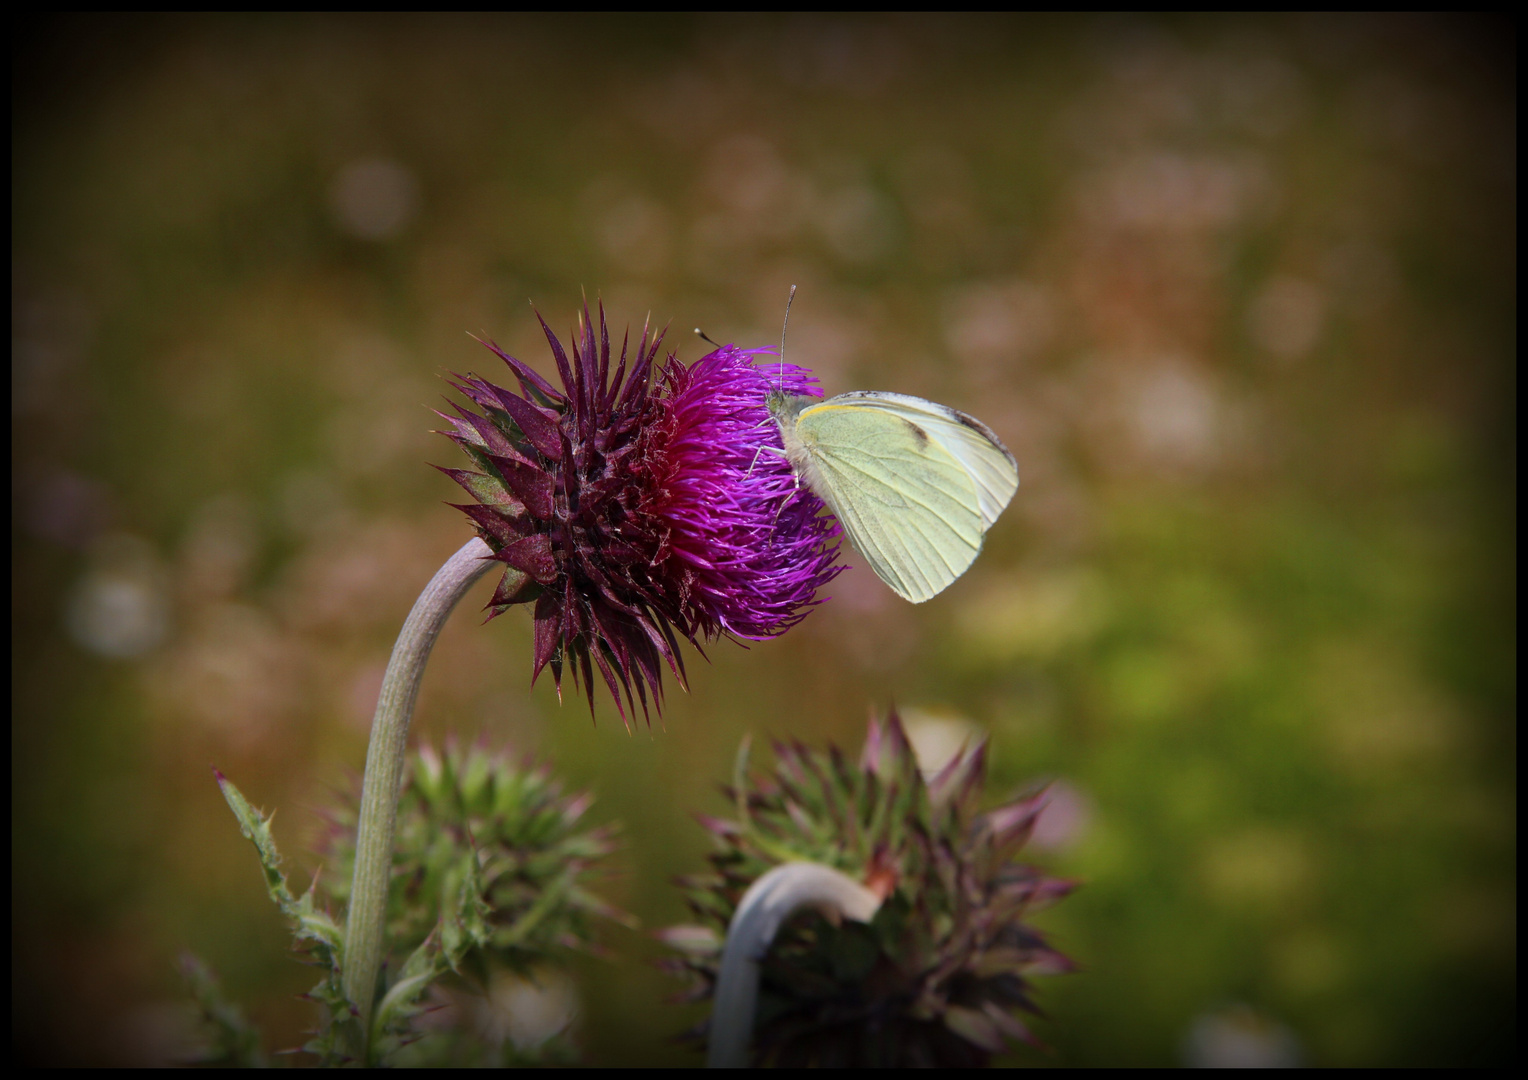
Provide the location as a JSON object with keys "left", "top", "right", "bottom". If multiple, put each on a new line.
{"left": 436, "top": 302, "right": 842, "bottom": 727}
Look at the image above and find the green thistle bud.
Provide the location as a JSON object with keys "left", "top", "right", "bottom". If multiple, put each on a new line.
{"left": 660, "top": 709, "right": 1076, "bottom": 1067}
{"left": 315, "top": 739, "right": 632, "bottom": 983}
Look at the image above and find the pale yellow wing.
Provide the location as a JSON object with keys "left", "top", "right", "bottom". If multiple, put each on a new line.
{"left": 792, "top": 397, "right": 992, "bottom": 603}
{"left": 818, "top": 392, "right": 1019, "bottom": 529}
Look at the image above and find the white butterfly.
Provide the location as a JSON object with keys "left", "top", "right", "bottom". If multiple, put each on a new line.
{"left": 767, "top": 388, "right": 1019, "bottom": 603}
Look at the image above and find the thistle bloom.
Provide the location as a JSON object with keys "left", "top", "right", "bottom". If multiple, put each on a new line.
{"left": 437, "top": 304, "right": 841, "bottom": 724}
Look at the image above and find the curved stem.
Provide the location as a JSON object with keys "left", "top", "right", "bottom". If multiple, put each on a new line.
{"left": 341, "top": 536, "right": 497, "bottom": 1051}
{"left": 707, "top": 862, "right": 882, "bottom": 1069}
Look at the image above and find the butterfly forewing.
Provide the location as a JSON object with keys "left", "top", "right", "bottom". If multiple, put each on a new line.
{"left": 819, "top": 392, "right": 1019, "bottom": 529}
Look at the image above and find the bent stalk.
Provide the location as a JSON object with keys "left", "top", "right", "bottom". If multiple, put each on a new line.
{"left": 340, "top": 536, "right": 498, "bottom": 1052}
{"left": 707, "top": 862, "right": 882, "bottom": 1068}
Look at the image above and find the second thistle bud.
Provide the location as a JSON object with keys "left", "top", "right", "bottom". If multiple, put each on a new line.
{"left": 661, "top": 710, "right": 1076, "bottom": 1067}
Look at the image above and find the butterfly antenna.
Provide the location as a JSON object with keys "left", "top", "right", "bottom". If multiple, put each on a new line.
{"left": 694, "top": 327, "right": 722, "bottom": 348}
{"left": 779, "top": 284, "right": 797, "bottom": 391}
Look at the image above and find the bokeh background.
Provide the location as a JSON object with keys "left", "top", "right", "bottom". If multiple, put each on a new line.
{"left": 13, "top": 13, "right": 1514, "bottom": 1067}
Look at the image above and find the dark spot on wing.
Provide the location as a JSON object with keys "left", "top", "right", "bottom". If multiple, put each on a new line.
{"left": 900, "top": 418, "right": 930, "bottom": 445}
{"left": 950, "top": 406, "right": 1016, "bottom": 463}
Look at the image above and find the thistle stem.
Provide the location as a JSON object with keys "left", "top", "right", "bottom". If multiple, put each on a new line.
{"left": 707, "top": 862, "right": 882, "bottom": 1069}
{"left": 341, "top": 536, "right": 497, "bottom": 1050}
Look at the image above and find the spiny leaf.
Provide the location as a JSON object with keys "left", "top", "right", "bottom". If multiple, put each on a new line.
{"left": 215, "top": 769, "right": 297, "bottom": 912}
{"left": 215, "top": 769, "right": 353, "bottom": 1064}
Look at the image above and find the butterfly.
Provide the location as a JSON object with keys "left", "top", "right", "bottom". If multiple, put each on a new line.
{"left": 766, "top": 387, "right": 1018, "bottom": 603}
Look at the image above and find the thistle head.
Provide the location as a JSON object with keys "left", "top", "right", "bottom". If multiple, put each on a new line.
{"left": 436, "top": 302, "right": 842, "bottom": 726}
{"left": 660, "top": 709, "right": 1076, "bottom": 1067}
{"left": 314, "top": 739, "right": 630, "bottom": 980}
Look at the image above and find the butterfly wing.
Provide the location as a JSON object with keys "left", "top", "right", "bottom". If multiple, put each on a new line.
{"left": 792, "top": 393, "right": 1015, "bottom": 603}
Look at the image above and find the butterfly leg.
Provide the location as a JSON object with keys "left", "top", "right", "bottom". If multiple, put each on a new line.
{"left": 746, "top": 443, "right": 788, "bottom": 479}
{"left": 769, "top": 490, "right": 792, "bottom": 535}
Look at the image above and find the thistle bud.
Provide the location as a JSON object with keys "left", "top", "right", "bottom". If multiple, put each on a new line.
{"left": 661, "top": 709, "right": 1076, "bottom": 1067}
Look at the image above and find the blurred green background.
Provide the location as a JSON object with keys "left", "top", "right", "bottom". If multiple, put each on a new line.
{"left": 13, "top": 13, "right": 1514, "bottom": 1067}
